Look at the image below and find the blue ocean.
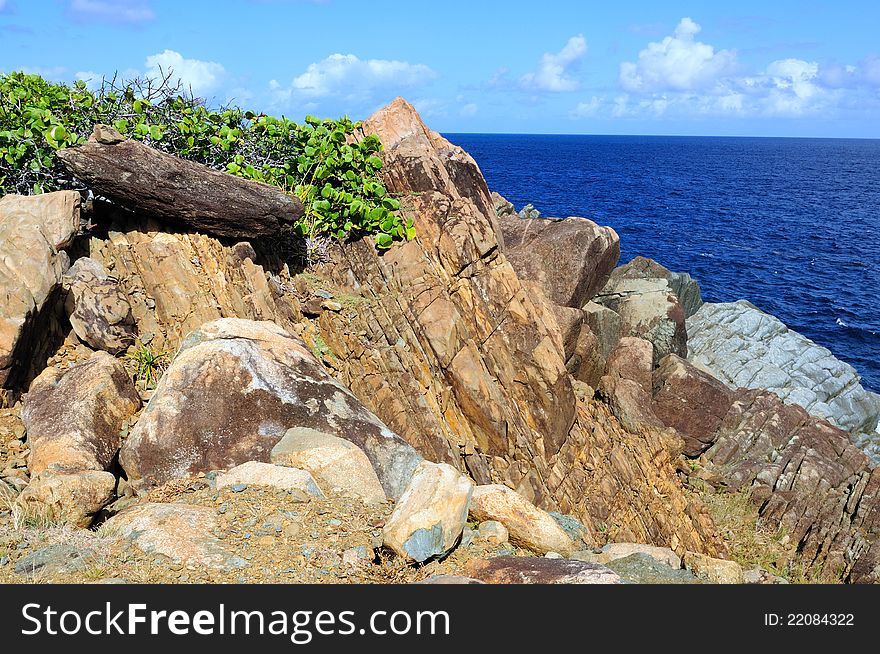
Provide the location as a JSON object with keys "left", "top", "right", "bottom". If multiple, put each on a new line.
{"left": 445, "top": 134, "right": 880, "bottom": 392}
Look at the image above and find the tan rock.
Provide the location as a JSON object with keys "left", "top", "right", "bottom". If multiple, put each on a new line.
{"left": 469, "top": 484, "right": 575, "bottom": 556}
{"left": 23, "top": 351, "right": 140, "bottom": 475}
{"left": 465, "top": 556, "right": 622, "bottom": 584}
{"left": 383, "top": 461, "right": 473, "bottom": 563}
{"left": 63, "top": 257, "right": 136, "bottom": 354}
{"left": 0, "top": 191, "right": 80, "bottom": 405}
{"left": 103, "top": 503, "right": 246, "bottom": 570}
{"left": 270, "top": 427, "right": 386, "bottom": 504}
{"left": 684, "top": 551, "right": 744, "bottom": 584}
{"left": 477, "top": 520, "right": 509, "bottom": 544}
{"left": 215, "top": 461, "right": 324, "bottom": 499}
{"left": 18, "top": 469, "right": 115, "bottom": 528}
{"left": 596, "top": 543, "right": 681, "bottom": 569}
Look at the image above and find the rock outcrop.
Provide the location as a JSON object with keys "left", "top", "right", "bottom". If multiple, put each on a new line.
{"left": 0, "top": 191, "right": 80, "bottom": 406}
{"left": 687, "top": 300, "right": 880, "bottom": 462}
{"left": 63, "top": 257, "right": 136, "bottom": 354}
{"left": 609, "top": 256, "right": 703, "bottom": 317}
{"left": 498, "top": 212, "right": 620, "bottom": 309}
{"left": 120, "top": 318, "right": 422, "bottom": 499}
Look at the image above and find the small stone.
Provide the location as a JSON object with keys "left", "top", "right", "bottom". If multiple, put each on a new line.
{"left": 218, "top": 503, "right": 228, "bottom": 514}
{"left": 231, "top": 484, "right": 247, "bottom": 493}
{"left": 684, "top": 551, "right": 744, "bottom": 584}
{"left": 342, "top": 546, "right": 372, "bottom": 567}
{"left": 314, "top": 289, "right": 334, "bottom": 299}
{"left": 322, "top": 300, "right": 343, "bottom": 312}
{"left": 477, "top": 520, "right": 509, "bottom": 545}
{"left": 545, "top": 551, "right": 564, "bottom": 559}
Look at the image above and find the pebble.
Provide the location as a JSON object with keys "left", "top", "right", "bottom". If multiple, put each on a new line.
{"left": 218, "top": 503, "right": 228, "bottom": 514}
{"left": 0, "top": 556, "right": 8, "bottom": 566}
{"left": 314, "top": 290, "right": 334, "bottom": 299}
{"left": 231, "top": 483, "right": 248, "bottom": 493}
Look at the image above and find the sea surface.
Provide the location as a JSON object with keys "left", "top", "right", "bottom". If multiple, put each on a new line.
{"left": 445, "top": 133, "right": 880, "bottom": 392}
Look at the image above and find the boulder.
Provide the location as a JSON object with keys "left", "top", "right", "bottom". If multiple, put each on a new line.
{"left": 215, "top": 461, "right": 324, "bottom": 499}
{"left": 468, "top": 484, "right": 576, "bottom": 555}
{"left": 270, "top": 427, "right": 386, "bottom": 504}
{"left": 17, "top": 469, "right": 115, "bottom": 528}
{"left": 609, "top": 256, "right": 703, "bottom": 318}
{"left": 491, "top": 191, "right": 516, "bottom": 218}
{"left": 119, "top": 318, "right": 422, "bottom": 498}
{"left": 684, "top": 551, "right": 744, "bottom": 584}
{"left": 63, "top": 257, "right": 136, "bottom": 354}
{"left": 465, "top": 556, "right": 622, "bottom": 584}
{"left": 575, "top": 542, "right": 682, "bottom": 569}
{"left": 652, "top": 354, "right": 736, "bottom": 456}
{"left": 0, "top": 191, "right": 80, "bottom": 405}
{"left": 604, "top": 336, "right": 653, "bottom": 394}
{"left": 499, "top": 213, "right": 620, "bottom": 309}
{"left": 23, "top": 351, "right": 140, "bottom": 475}
{"left": 604, "top": 553, "right": 700, "bottom": 584}
{"left": 382, "top": 461, "right": 473, "bottom": 563}
{"left": 476, "top": 520, "right": 509, "bottom": 544}
{"left": 582, "top": 301, "right": 623, "bottom": 358}
{"left": 103, "top": 503, "right": 246, "bottom": 570}
{"left": 595, "top": 277, "right": 687, "bottom": 365}
{"left": 687, "top": 300, "right": 880, "bottom": 461}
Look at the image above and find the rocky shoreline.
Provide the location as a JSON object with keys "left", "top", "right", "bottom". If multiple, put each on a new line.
{"left": 1, "top": 97, "right": 878, "bottom": 584}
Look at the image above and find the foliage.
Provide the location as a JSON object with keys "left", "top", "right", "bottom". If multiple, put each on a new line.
{"left": 0, "top": 71, "right": 413, "bottom": 251}
{"left": 125, "top": 341, "right": 170, "bottom": 390}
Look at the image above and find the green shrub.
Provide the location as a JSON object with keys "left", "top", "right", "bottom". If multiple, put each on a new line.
{"left": 0, "top": 71, "right": 414, "bottom": 253}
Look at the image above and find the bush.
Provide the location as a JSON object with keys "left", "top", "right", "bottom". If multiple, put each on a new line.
{"left": 0, "top": 71, "right": 414, "bottom": 252}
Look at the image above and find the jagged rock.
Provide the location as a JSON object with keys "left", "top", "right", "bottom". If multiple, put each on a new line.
{"left": 270, "top": 427, "right": 386, "bottom": 504}
{"left": 58, "top": 125, "right": 303, "bottom": 238}
{"left": 465, "top": 556, "right": 622, "bottom": 584}
{"left": 120, "top": 318, "right": 422, "bottom": 499}
{"left": 491, "top": 191, "right": 516, "bottom": 218}
{"left": 63, "top": 257, "right": 135, "bottom": 354}
{"left": 698, "top": 388, "right": 880, "bottom": 582}
{"left": 382, "top": 461, "right": 473, "bottom": 563}
{"left": 518, "top": 204, "right": 541, "bottom": 220}
{"left": 23, "top": 351, "right": 140, "bottom": 475}
{"left": 609, "top": 256, "right": 702, "bottom": 318}
{"left": 684, "top": 551, "right": 744, "bottom": 584}
{"left": 215, "top": 462, "right": 325, "bottom": 499}
{"left": 595, "top": 276, "right": 687, "bottom": 365}
{"left": 468, "top": 484, "right": 577, "bottom": 555}
{"left": 0, "top": 191, "right": 80, "bottom": 406}
{"left": 103, "top": 503, "right": 246, "bottom": 570}
{"left": 652, "top": 354, "right": 737, "bottom": 457}
{"left": 687, "top": 300, "right": 880, "bottom": 461}
{"left": 499, "top": 213, "right": 620, "bottom": 309}
{"left": 18, "top": 469, "right": 116, "bottom": 528}
{"left": 582, "top": 301, "right": 623, "bottom": 359}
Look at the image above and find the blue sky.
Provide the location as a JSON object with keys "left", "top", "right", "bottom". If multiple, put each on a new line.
{"left": 1, "top": 0, "right": 879, "bottom": 136}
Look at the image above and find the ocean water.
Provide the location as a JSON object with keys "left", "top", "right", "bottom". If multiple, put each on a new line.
{"left": 445, "top": 133, "right": 880, "bottom": 392}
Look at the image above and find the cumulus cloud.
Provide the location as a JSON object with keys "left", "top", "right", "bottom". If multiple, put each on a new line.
{"left": 144, "top": 50, "right": 226, "bottom": 96}
{"left": 571, "top": 96, "right": 602, "bottom": 118}
{"left": 620, "top": 17, "right": 737, "bottom": 92}
{"left": 66, "top": 0, "right": 155, "bottom": 24}
{"left": 270, "top": 53, "right": 435, "bottom": 108}
{"left": 520, "top": 35, "right": 587, "bottom": 92}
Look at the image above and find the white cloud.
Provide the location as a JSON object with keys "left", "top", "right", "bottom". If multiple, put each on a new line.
{"left": 620, "top": 17, "right": 737, "bottom": 92}
{"left": 144, "top": 50, "right": 226, "bottom": 96}
{"left": 67, "top": 0, "right": 155, "bottom": 24}
{"left": 460, "top": 102, "right": 478, "bottom": 117}
{"left": 520, "top": 35, "right": 587, "bottom": 92}
{"left": 571, "top": 96, "right": 602, "bottom": 118}
{"left": 273, "top": 53, "right": 435, "bottom": 106}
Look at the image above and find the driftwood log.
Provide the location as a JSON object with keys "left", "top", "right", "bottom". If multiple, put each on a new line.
{"left": 58, "top": 125, "right": 303, "bottom": 238}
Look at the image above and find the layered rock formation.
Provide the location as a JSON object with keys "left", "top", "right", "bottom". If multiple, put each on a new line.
{"left": 688, "top": 300, "right": 880, "bottom": 462}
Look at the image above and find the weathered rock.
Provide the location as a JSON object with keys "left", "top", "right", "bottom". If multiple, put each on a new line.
{"left": 103, "top": 502, "right": 246, "bottom": 570}
{"left": 604, "top": 337, "right": 653, "bottom": 394}
{"left": 63, "top": 257, "right": 135, "bottom": 353}
{"left": 490, "top": 191, "right": 516, "bottom": 218}
{"left": 465, "top": 556, "right": 622, "bottom": 584}
{"left": 477, "top": 520, "right": 509, "bottom": 544}
{"left": 699, "top": 388, "right": 880, "bottom": 583}
{"left": 469, "top": 484, "right": 576, "bottom": 555}
{"left": 0, "top": 191, "right": 80, "bottom": 405}
{"left": 270, "top": 427, "right": 386, "bottom": 504}
{"left": 549, "top": 512, "right": 592, "bottom": 548}
{"left": 581, "top": 542, "right": 682, "bottom": 569}
{"left": 605, "top": 553, "right": 700, "bottom": 584}
{"left": 597, "top": 376, "right": 665, "bottom": 435}
{"left": 13, "top": 543, "right": 93, "bottom": 576}
{"left": 120, "top": 318, "right": 422, "bottom": 499}
{"left": 499, "top": 213, "right": 620, "bottom": 309}
{"left": 215, "top": 461, "right": 324, "bottom": 499}
{"left": 58, "top": 125, "right": 303, "bottom": 238}
{"left": 18, "top": 469, "right": 115, "bottom": 528}
{"left": 382, "top": 461, "right": 473, "bottom": 563}
{"left": 652, "top": 354, "right": 736, "bottom": 456}
{"left": 609, "top": 256, "right": 702, "bottom": 318}
{"left": 595, "top": 276, "right": 687, "bottom": 365}
{"left": 684, "top": 551, "right": 744, "bottom": 584}
{"left": 687, "top": 300, "right": 880, "bottom": 461}
{"left": 582, "top": 301, "right": 623, "bottom": 359}
{"left": 23, "top": 351, "right": 140, "bottom": 475}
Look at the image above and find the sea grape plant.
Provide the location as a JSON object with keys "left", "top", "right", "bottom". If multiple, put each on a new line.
{"left": 0, "top": 71, "right": 413, "bottom": 253}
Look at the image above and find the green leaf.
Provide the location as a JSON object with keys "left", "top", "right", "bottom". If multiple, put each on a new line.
{"left": 375, "top": 233, "right": 393, "bottom": 249}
